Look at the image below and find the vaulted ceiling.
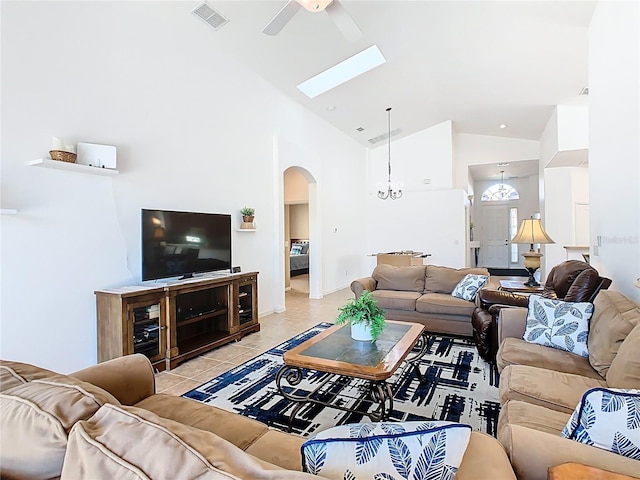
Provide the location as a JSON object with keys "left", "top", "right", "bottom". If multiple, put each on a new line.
{"left": 200, "top": 1, "right": 595, "bottom": 179}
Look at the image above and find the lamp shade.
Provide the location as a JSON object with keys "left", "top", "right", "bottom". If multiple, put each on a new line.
{"left": 511, "top": 217, "right": 555, "bottom": 248}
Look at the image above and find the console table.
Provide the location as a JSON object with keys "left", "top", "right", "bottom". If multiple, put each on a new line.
{"left": 96, "top": 272, "right": 259, "bottom": 371}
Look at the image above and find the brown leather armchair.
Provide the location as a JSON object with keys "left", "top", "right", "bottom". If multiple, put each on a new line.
{"left": 471, "top": 260, "right": 612, "bottom": 363}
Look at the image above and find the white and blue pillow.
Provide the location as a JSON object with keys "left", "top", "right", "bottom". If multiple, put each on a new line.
{"left": 290, "top": 245, "right": 302, "bottom": 255}
{"left": 561, "top": 387, "right": 640, "bottom": 460}
{"left": 522, "top": 295, "right": 594, "bottom": 357}
{"left": 451, "top": 274, "right": 488, "bottom": 302}
{"left": 301, "top": 421, "right": 471, "bottom": 480}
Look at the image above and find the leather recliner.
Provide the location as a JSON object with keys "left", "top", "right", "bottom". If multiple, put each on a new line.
{"left": 471, "top": 260, "right": 612, "bottom": 363}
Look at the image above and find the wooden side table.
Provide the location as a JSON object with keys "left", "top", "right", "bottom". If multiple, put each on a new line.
{"left": 548, "top": 462, "right": 637, "bottom": 479}
{"left": 499, "top": 279, "right": 544, "bottom": 294}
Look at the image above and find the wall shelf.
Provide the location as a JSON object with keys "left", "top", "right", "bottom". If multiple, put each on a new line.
{"left": 1, "top": 209, "right": 18, "bottom": 215}
{"left": 236, "top": 229, "right": 256, "bottom": 232}
{"left": 28, "top": 158, "right": 119, "bottom": 176}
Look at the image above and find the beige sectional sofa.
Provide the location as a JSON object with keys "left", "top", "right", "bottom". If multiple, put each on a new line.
{"left": 495, "top": 289, "right": 640, "bottom": 479}
{"left": 351, "top": 264, "right": 496, "bottom": 336}
{"left": 0, "top": 353, "right": 517, "bottom": 479}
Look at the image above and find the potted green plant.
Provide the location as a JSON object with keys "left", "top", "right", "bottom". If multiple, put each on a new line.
{"left": 240, "top": 207, "right": 255, "bottom": 229}
{"left": 336, "top": 290, "right": 386, "bottom": 341}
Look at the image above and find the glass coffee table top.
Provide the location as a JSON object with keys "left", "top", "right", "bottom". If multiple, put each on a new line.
{"left": 299, "top": 322, "right": 412, "bottom": 366}
{"left": 283, "top": 320, "right": 425, "bottom": 381}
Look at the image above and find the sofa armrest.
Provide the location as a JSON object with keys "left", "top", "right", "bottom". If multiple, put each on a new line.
{"left": 478, "top": 288, "right": 529, "bottom": 310}
{"left": 71, "top": 354, "right": 155, "bottom": 406}
{"left": 501, "top": 424, "right": 640, "bottom": 480}
{"left": 350, "top": 277, "right": 376, "bottom": 298}
{"left": 497, "top": 307, "right": 528, "bottom": 344}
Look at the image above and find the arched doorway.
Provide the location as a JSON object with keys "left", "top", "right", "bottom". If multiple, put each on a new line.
{"left": 283, "top": 166, "right": 318, "bottom": 301}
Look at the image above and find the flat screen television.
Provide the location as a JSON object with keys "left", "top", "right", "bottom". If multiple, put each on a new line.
{"left": 142, "top": 209, "right": 231, "bottom": 281}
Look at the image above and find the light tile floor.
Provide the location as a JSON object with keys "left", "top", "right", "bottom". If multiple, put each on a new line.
{"left": 154, "top": 275, "right": 352, "bottom": 396}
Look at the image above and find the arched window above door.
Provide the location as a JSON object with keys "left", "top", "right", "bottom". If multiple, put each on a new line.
{"left": 481, "top": 183, "right": 520, "bottom": 201}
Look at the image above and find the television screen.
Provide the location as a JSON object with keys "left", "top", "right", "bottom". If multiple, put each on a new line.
{"left": 142, "top": 209, "right": 231, "bottom": 281}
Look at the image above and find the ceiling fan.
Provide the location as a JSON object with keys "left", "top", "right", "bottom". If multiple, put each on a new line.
{"left": 262, "top": 0, "right": 362, "bottom": 42}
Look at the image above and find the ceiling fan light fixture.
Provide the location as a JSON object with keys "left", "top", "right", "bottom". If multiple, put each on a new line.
{"left": 297, "top": 0, "right": 333, "bottom": 12}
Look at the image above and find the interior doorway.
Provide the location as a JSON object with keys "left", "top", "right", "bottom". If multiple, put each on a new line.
{"left": 481, "top": 205, "right": 510, "bottom": 268}
{"left": 284, "top": 167, "right": 312, "bottom": 299}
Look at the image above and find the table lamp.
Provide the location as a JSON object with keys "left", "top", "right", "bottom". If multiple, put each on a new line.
{"left": 511, "top": 217, "right": 555, "bottom": 287}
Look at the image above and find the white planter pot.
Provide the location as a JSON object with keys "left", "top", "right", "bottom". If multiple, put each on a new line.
{"left": 350, "top": 322, "right": 373, "bottom": 342}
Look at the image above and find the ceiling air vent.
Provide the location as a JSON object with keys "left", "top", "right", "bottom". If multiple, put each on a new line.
{"left": 368, "top": 128, "right": 401, "bottom": 145}
{"left": 192, "top": 2, "right": 229, "bottom": 31}
{"left": 579, "top": 87, "right": 589, "bottom": 96}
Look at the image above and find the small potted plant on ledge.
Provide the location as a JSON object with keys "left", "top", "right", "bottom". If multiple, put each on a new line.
{"left": 240, "top": 207, "right": 255, "bottom": 229}
{"left": 336, "top": 290, "right": 386, "bottom": 342}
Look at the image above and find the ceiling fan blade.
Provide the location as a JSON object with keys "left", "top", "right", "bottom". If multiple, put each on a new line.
{"left": 262, "top": 1, "right": 302, "bottom": 36}
{"left": 326, "top": 0, "right": 362, "bottom": 42}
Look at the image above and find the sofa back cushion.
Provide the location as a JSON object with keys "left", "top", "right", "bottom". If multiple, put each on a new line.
{"left": 372, "top": 264, "right": 426, "bottom": 292}
{"left": 425, "top": 265, "right": 489, "bottom": 294}
{"left": 0, "top": 361, "right": 120, "bottom": 480}
{"left": 588, "top": 291, "right": 640, "bottom": 377}
{"left": 61, "top": 404, "right": 317, "bottom": 480}
{"left": 606, "top": 322, "right": 640, "bottom": 389}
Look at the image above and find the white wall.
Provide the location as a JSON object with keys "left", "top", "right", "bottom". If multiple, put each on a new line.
{"left": 365, "top": 122, "right": 466, "bottom": 270}
{"left": 544, "top": 167, "right": 589, "bottom": 269}
{"left": 0, "top": 2, "right": 366, "bottom": 371}
{"left": 588, "top": 1, "right": 640, "bottom": 302}
{"left": 370, "top": 121, "right": 454, "bottom": 193}
{"left": 557, "top": 105, "right": 589, "bottom": 152}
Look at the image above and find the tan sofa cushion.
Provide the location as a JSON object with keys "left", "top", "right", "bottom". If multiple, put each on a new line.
{"left": 372, "top": 264, "right": 426, "bottom": 292}
{"left": 371, "top": 290, "right": 422, "bottom": 311}
{"left": 606, "top": 322, "right": 640, "bottom": 389}
{"left": 499, "top": 365, "right": 606, "bottom": 414}
{"left": 416, "top": 293, "right": 477, "bottom": 316}
{"left": 424, "top": 265, "right": 489, "bottom": 294}
{"left": 60, "top": 404, "right": 320, "bottom": 479}
{"left": 456, "top": 432, "right": 517, "bottom": 480}
{"left": 0, "top": 363, "right": 120, "bottom": 480}
{"left": 245, "top": 429, "right": 307, "bottom": 472}
{"left": 496, "top": 337, "right": 604, "bottom": 380}
{"left": 0, "top": 360, "right": 60, "bottom": 392}
{"left": 135, "top": 393, "right": 269, "bottom": 452}
{"left": 498, "top": 401, "right": 640, "bottom": 480}
{"left": 588, "top": 290, "right": 640, "bottom": 377}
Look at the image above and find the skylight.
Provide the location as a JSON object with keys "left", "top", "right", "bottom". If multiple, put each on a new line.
{"left": 297, "top": 45, "right": 386, "bottom": 99}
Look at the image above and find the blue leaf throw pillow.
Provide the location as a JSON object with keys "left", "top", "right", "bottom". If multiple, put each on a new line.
{"left": 522, "top": 294, "right": 594, "bottom": 357}
{"left": 301, "top": 421, "right": 471, "bottom": 480}
{"left": 451, "top": 274, "right": 488, "bottom": 302}
{"left": 561, "top": 387, "right": 640, "bottom": 460}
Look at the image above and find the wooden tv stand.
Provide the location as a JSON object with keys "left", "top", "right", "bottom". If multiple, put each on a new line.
{"left": 95, "top": 272, "right": 259, "bottom": 371}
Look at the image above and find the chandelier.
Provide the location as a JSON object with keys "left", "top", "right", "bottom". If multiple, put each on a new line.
{"left": 498, "top": 170, "right": 507, "bottom": 199}
{"left": 377, "top": 107, "right": 403, "bottom": 200}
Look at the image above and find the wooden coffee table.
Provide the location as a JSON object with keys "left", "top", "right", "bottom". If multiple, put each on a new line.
{"left": 276, "top": 320, "right": 427, "bottom": 430}
{"left": 548, "top": 462, "right": 636, "bottom": 479}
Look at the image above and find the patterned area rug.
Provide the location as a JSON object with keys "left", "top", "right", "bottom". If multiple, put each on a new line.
{"left": 183, "top": 323, "right": 500, "bottom": 438}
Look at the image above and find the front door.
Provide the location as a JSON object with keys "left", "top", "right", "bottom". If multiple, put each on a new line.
{"left": 482, "top": 205, "right": 510, "bottom": 268}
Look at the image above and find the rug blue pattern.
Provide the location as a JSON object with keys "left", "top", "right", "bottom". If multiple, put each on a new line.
{"left": 183, "top": 323, "right": 500, "bottom": 437}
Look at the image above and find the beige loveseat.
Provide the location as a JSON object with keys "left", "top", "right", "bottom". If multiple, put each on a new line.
{"left": 351, "top": 264, "right": 496, "bottom": 336}
{"left": 0, "top": 353, "right": 517, "bottom": 479}
{"left": 495, "top": 289, "right": 640, "bottom": 479}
